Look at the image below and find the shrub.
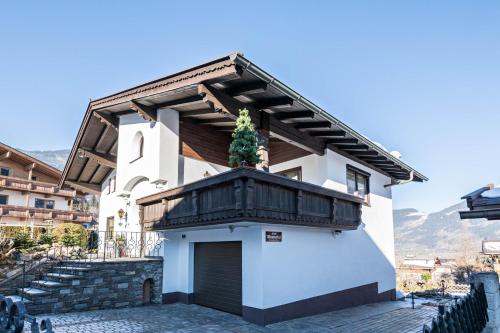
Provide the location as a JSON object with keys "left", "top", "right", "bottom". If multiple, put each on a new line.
{"left": 38, "top": 232, "right": 56, "bottom": 246}
{"left": 421, "top": 272, "right": 432, "bottom": 283}
{"left": 13, "top": 230, "right": 34, "bottom": 249}
{"left": 53, "top": 223, "right": 87, "bottom": 247}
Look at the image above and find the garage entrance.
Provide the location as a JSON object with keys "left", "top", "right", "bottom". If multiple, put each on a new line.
{"left": 193, "top": 241, "right": 242, "bottom": 315}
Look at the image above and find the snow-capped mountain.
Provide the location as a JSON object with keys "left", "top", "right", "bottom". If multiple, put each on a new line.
{"left": 394, "top": 202, "right": 500, "bottom": 258}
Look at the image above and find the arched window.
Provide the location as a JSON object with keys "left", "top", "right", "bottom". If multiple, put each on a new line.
{"left": 131, "top": 132, "right": 144, "bottom": 162}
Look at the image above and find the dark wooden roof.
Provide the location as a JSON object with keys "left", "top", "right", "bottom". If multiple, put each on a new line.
{"left": 460, "top": 185, "right": 500, "bottom": 220}
{"left": 60, "top": 53, "right": 427, "bottom": 193}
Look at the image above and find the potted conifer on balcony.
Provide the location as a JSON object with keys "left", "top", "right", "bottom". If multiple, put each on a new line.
{"left": 228, "top": 109, "right": 261, "bottom": 168}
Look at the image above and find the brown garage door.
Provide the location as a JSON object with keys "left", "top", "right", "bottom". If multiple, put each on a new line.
{"left": 194, "top": 241, "right": 242, "bottom": 315}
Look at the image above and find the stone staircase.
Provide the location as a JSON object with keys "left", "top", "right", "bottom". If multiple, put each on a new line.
{"left": 6, "top": 258, "right": 163, "bottom": 315}
{"left": 10, "top": 262, "right": 94, "bottom": 314}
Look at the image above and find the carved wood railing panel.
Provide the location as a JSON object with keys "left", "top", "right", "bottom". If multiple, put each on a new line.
{"left": 138, "top": 167, "right": 363, "bottom": 231}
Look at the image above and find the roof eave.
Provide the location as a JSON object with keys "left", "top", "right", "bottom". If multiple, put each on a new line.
{"left": 232, "top": 54, "right": 428, "bottom": 182}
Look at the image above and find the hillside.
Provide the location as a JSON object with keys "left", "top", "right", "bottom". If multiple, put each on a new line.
{"left": 394, "top": 202, "right": 500, "bottom": 258}
{"left": 21, "top": 149, "right": 70, "bottom": 171}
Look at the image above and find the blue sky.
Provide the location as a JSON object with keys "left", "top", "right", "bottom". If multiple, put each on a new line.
{"left": 0, "top": 1, "right": 499, "bottom": 212}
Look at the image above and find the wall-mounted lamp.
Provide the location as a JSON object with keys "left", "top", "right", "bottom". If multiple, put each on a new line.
{"left": 228, "top": 225, "right": 235, "bottom": 233}
{"left": 332, "top": 230, "right": 342, "bottom": 238}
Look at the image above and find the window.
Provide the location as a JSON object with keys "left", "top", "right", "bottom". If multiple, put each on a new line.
{"left": 131, "top": 132, "right": 144, "bottom": 162}
{"left": 0, "top": 167, "right": 10, "bottom": 177}
{"left": 346, "top": 165, "right": 370, "bottom": 201}
{"left": 106, "top": 216, "right": 115, "bottom": 239}
{"left": 0, "top": 195, "right": 7, "bottom": 205}
{"left": 34, "top": 198, "right": 55, "bottom": 209}
{"left": 108, "top": 176, "right": 116, "bottom": 194}
{"left": 31, "top": 176, "right": 38, "bottom": 181}
{"left": 277, "top": 167, "right": 302, "bottom": 181}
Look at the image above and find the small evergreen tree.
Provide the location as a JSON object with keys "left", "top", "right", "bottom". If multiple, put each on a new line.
{"left": 228, "top": 109, "right": 261, "bottom": 167}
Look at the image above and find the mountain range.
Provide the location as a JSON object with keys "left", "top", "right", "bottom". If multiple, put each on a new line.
{"left": 21, "top": 149, "right": 498, "bottom": 259}
{"left": 394, "top": 202, "right": 499, "bottom": 259}
{"left": 22, "top": 149, "right": 70, "bottom": 171}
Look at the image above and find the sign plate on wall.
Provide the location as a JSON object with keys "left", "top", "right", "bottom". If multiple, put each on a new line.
{"left": 266, "top": 231, "right": 282, "bottom": 242}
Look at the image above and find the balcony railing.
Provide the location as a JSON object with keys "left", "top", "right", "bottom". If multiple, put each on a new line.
{"left": 0, "top": 175, "right": 76, "bottom": 198}
{"left": 137, "top": 167, "right": 363, "bottom": 231}
{"left": 0, "top": 205, "right": 93, "bottom": 223}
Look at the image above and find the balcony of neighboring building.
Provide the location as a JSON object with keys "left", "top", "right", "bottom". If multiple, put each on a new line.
{"left": 0, "top": 175, "right": 76, "bottom": 198}
{"left": 0, "top": 204, "right": 93, "bottom": 224}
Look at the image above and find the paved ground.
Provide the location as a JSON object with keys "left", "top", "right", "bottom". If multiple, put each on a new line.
{"left": 24, "top": 300, "right": 437, "bottom": 333}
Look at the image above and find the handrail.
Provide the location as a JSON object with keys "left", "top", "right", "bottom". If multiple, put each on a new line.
{"left": 0, "top": 205, "right": 93, "bottom": 222}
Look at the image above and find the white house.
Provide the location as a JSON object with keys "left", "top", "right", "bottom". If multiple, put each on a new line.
{"left": 60, "top": 53, "right": 426, "bottom": 325}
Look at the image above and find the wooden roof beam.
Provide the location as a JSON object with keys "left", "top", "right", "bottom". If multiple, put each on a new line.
{"left": 65, "top": 181, "right": 101, "bottom": 195}
{"left": 78, "top": 148, "right": 117, "bottom": 169}
{"left": 155, "top": 95, "right": 204, "bottom": 109}
{"left": 0, "top": 151, "right": 11, "bottom": 161}
{"left": 357, "top": 156, "right": 387, "bottom": 161}
{"left": 24, "top": 162, "right": 36, "bottom": 171}
{"left": 309, "top": 130, "right": 346, "bottom": 138}
{"left": 94, "top": 111, "right": 118, "bottom": 130}
{"left": 226, "top": 81, "right": 268, "bottom": 97}
{"left": 325, "top": 138, "right": 359, "bottom": 145}
{"left": 350, "top": 151, "right": 379, "bottom": 156}
{"left": 130, "top": 100, "right": 157, "bottom": 122}
{"left": 275, "top": 111, "right": 314, "bottom": 120}
{"left": 198, "top": 83, "right": 325, "bottom": 155}
{"left": 196, "top": 118, "right": 235, "bottom": 125}
{"left": 253, "top": 97, "right": 294, "bottom": 110}
{"left": 179, "top": 109, "right": 214, "bottom": 118}
{"left": 295, "top": 121, "right": 332, "bottom": 129}
{"left": 343, "top": 144, "right": 369, "bottom": 151}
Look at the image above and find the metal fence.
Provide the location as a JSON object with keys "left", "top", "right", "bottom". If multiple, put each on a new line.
{"left": 422, "top": 283, "right": 488, "bottom": 333}
{"left": 0, "top": 294, "right": 53, "bottom": 333}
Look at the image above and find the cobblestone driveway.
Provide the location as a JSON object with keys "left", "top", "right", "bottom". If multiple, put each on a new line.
{"left": 25, "top": 301, "right": 437, "bottom": 333}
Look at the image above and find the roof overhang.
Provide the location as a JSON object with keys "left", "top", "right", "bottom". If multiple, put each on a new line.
{"left": 0, "top": 142, "right": 61, "bottom": 179}
{"left": 60, "top": 52, "right": 427, "bottom": 193}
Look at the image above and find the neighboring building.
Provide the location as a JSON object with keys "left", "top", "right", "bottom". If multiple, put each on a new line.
{"left": 398, "top": 257, "right": 455, "bottom": 281}
{"left": 0, "top": 142, "right": 93, "bottom": 228}
{"left": 460, "top": 184, "right": 500, "bottom": 220}
{"left": 61, "top": 53, "right": 427, "bottom": 325}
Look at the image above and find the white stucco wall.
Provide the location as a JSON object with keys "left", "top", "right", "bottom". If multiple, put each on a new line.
{"left": 98, "top": 109, "right": 397, "bottom": 308}
{"left": 162, "top": 224, "right": 264, "bottom": 308}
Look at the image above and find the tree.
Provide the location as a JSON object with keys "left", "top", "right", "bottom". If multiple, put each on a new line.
{"left": 228, "top": 109, "right": 261, "bottom": 167}
{"left": 421, "top": 272, "right": 432, "bottom": 283}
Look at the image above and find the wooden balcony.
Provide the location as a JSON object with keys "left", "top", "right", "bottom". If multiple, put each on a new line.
{"left": 0, "top": 175, "right": 76, "bottom": 198}
{"left": 137, "top": 167, "right": 363, "bottom": 231}
{"left": 0, "top": 205, "right": 93, "bottom": 223}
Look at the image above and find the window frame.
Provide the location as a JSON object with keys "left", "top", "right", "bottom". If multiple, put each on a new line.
{"left": 346, "top": 164, "right": 371, "bottom": 204}
{"left": 0, "top": 166, "right": 11, "bottom": 177}
{"left": 34, "top": 198, "right": 55, "bottom": 209}
{"left": 276, "top": 167, "right": 302, "bottom": 181}
{"left": 0, "top": 194, "right": 8, "bottom": 205}
{"left": 130, "top": 132, "right": 144, "bottom": 163}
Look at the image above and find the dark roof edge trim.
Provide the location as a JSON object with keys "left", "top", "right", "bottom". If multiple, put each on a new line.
{"left": 232, "top": 54, "right": 428, "bottom": 182}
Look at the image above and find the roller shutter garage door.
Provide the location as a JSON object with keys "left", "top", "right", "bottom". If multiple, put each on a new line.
{"left": 193, "top": 241, "right": 242, "bottom": 315}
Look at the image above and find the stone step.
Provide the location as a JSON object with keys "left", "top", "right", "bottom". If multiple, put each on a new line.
{"left": 5, "top": 295, "right": 32, "bottom": 304}
{"left": 18, "top": 287, "right": 50, "bottom": 298}
{"left": 31, "top": 280, "right": 66, "bottom": 289}
{"left": 45, "top": 272, "right": 79, "bottom": 280}
{"left": 56, "top": 266, "right": 92, "bottom": 271}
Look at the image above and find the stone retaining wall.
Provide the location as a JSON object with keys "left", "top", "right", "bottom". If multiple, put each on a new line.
{"left": 28, "top": 258, "right": 163, "bottom": 314}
